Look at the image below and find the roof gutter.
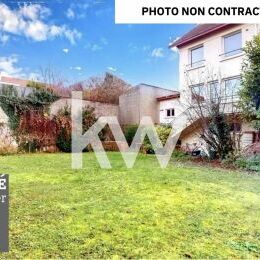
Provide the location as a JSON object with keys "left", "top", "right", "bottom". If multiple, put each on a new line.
{"left": 169, "top": 24, "right": 235, "bottom": 49}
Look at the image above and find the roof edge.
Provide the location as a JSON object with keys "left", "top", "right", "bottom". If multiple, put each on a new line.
{"left": 169, "top": 24, "right": 237, "bottom": 49}
{"left": 157, "top": 93, "right": 180, "bottom": 101}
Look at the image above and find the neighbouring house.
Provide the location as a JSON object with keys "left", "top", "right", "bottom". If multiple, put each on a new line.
{"left": 167, "top": 23, "right": 260, "bottom": 152}
{"left": 119, "top": 84, "right": 177, "bottom": 125}
{"left": 157, "top": 92, "right": 181, "bottom": 124}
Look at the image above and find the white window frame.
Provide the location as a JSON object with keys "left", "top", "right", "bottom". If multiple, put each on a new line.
{"left": 209, "top": 80, "right": 221, "bottom": 101}
{"left": 165, "top": 108, "right": 175, "bottom": 118}
{"left": 223, "top": 30, "right": 242, "bottom": 57}
{"left": 190, "top": 83, "right": 205, "bottom": 100}
{"left": 222, "top": 76, "right": 241, "bottom": 101}
{"left": 189, "top": 44, "right": 204, "bottom": 68}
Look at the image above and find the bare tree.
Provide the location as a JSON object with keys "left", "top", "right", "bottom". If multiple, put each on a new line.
{"left": 80, "top": 73, "right": 132, "bottom": 104}
{"left": 181, "top": 67, "right": 242, "bottom": 158}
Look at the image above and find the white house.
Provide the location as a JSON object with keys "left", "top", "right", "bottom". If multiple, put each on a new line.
{"left": 162, "top": 23, "right": 260, "bottom": 152}
{"left": 157, "top": 92, "right": 181, "bottom": 124}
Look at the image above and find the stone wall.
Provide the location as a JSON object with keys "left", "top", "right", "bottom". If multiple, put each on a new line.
{"left": 0, "top": 107, "right": 17, "bottom": 149}
{"left": 50, "top": 98, "right": 119, "bottom": 118}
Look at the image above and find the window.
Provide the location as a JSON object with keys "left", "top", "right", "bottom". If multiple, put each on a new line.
{"left": 166, "top": 108, "right": 175, "bottom": 117}
{"left": 209, "top": 81, "right": 221, "bottom": 101}
{"left": 224, "top": 31, "right": 242, "bottom": 57}
{"left": 190, "top": 45, "right": 204, "bottom": 67}
{"left": 224, "top": 77, "right": 241, "bottom": 98}
{"left": 191, "top": 84, "right": 206, "bottom": 100}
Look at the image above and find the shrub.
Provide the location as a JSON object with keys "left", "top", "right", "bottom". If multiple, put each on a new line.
{"left": 221, "top": 153, "right": 239, "bottom": 167}
{"left": 18, "top": 140, "right": 39, "bottom": 153}
{"left": 172, "top": 150, "right": 191, "bottom": 161}
{"left": 235, "top": 154, "right": 260, "bottom": 172}
{"left": 55, "top": 106, "right": 98, "bottom": 152}
{"left": 123, "top": 125, "right": 138, "bottom": 145}
{"left": 156, "top": 125, "right": 172, "bottom": 145}
{"left": 17, "top": 111, "right": 58, "bottom": 152}
{"left": 0, "top": 145, "right": 17, "bottom": 155}
{"left": 56, "top": 127, "right": 71, "bottom": 153}
{"left": 143, "top": 125, "right": 172, "bottom": 154}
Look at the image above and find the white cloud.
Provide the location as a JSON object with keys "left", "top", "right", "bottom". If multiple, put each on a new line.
{"left": 63, "top": 28, "right": 81, "bottom": 45}
{"left": 0, "top": 55, "right": 23, "bottom": 77}
{"left": 85, "top": 42, "right": 105, "bottom": 52}
{"left": 0, "top": 55, "right": 43, "bottom": 80}
{"left": 100, "top": 37, "right": 108, "bottom": 45}
{"left": 65, "top": 8, "right": 75, "bottom": 19}
{"left": 0, "top": 3, "right": 82, "bottom": 44}
{"left": 91, "top": 44, "right": 102, "bottom": 51}
{"left": 62, "top": 48, "right": 69, "bottom": 53}
{"left": 70, "top": 66, "right": 82, "bottom": 71}
{"left": 64, "top": 3, "right": 90, "bottom": 20}
{"left": 19, "top": 4, "right": 51, "bottom": 20}
{"left": 171, "top": 46, "right": 178, "bottom": 53}
{"left": 151, "top": 48, "right": 164, "bottom": 58}
{"left": 142, "top": 45, "right": 150, "bottom": 52}
{"left": 107, "top": 67, "right": 117, "bottom": 72}
{"left": 169, "top": 36, "right": 180, "bottom": 52}
{"left": 128, "top": 43, "right": 138, "bottom": 53}
{"left": 28, "top": 72, "right": 41, "bottom": 81}
{"left": 0, "top": 33, "right": 9, "bottom": 45}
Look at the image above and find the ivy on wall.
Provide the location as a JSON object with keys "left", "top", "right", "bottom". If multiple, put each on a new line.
{"left": 0, "top": 84, "right": 59, "bottom": 131}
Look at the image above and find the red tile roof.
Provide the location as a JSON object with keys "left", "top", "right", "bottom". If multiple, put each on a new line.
{"left": 169, "top": 24, "right": 239, "bottom": 48}
{"left": 157, "top": 92, "right": 180, "bottom": 101}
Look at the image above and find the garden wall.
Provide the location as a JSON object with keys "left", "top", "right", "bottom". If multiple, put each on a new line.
{"left": 0, "top": 107, "right": 17, "bottom": 151}
{"left": 50, "top": 98, "right": 119, "bottom": 118}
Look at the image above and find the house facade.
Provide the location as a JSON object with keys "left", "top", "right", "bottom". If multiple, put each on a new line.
{"left": 166, "top": 23, "right": 259, "bottom": 152}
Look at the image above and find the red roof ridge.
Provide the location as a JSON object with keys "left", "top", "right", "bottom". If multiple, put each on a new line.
{"left": 157, "top": 92, "right": 180, "bottom": 101}
{"left": 169, "top": 24, "right": 239, "bottom": 48}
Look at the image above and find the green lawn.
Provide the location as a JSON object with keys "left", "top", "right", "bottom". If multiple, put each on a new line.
{"left": 0, "top": 153, "right": 259, "bottom": 259}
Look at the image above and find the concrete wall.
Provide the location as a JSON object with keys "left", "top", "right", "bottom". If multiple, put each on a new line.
{"left": 50, "top": 98, "right": 119, "bottom": 118}
{"left": 119, "top": 87, "right": 141, "bottom": 125}
{"left": 119, "top": 84, "right": 174, "bottom": 125}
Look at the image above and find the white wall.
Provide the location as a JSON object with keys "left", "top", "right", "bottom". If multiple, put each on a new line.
{"left": 178, "top": 24, "right": 258, "bottom": 103}
{"left": 159, "top": 98, "right": 182, "bottom": 124}
{"left": 172, "top": 24, "right": 258, "bottom": 149}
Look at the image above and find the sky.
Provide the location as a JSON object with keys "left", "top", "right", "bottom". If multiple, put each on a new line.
{"left": 0, "top": 0, "right": 195, "bottom": 90}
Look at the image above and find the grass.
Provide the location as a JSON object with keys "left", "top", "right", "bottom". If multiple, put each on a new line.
{"left": 0, "top": 152, "right": 259, "bottom": 259}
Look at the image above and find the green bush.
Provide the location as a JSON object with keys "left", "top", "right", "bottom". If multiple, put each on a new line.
{"left": 172, "top": 150, "right": 191, "bottom": 161}
{"left": 143, "top": 125, "right": 172, "bottom": 154}
{"left": 124, "top": 125, "right": 138, "bottom": 145}
{"left": 56, "top": 127, "right": 71, "bottom": 153}
{"left": 235, "top": 155, "right": 260, "bottom": 172}
{"left": 221, "top": 153, "right": 238, "bottom": 167}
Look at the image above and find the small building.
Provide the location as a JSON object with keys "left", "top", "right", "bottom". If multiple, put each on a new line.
{"left": 156, "top": 92, "right": 181, "bottom": 125}
{"left": 119, "top": 83, "right": 176, "bottom": 125}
